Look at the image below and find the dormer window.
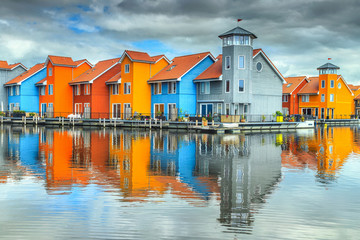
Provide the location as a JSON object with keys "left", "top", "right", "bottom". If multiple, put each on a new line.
{"left": 287, "top": 83, "right": 293, "bottom": 88}
{"left": 167, "top": 65, "right": 176, "bottom": 71}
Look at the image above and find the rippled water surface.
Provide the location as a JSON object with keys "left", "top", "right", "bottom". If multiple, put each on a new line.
{"left": 0, "top": 126, "right": 359, "bottom": 239}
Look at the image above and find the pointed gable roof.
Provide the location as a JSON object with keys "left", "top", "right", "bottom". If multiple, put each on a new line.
{"left": 35, "top": 77, "right": 47, "bottom": 86}
{"left": 70, "top": 58, "right": 120, "bottom": 84}
{"left": 218, "top": 26, "right": 257, "bottom": 39}
{"left": 46, "top": 55, "right": 77, "bottom": 67}
{"left": 74, "top": 59, "right": 93, "bottom": 67}
{"left": 298, "top": 77, "right": 319, "bottom": 95}
{"left": 148, "top": 52, "right": 215, "bottom": 82}
{"left": 120, "top": 50, "right": 155, "bottom": 63}
{"left": 283, "top": 76, "right": 308, "bottom": 94}
{"left": 253, "top": 48, "right": 286, "bottom": 83}
{"left": 5, "top": 63, "right": 45, "bottom": 86}
{"left": 151, "top": 54, "right": 171, "bottom": 64}
{"left": 0, "top": 60, "right": 27, "bottom": 70}
{"left": 194, "top": 55, "right": 222, "bottom": 81}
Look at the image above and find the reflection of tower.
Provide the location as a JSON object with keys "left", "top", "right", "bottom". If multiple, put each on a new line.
{"left": 216, "top": 134, "right": 282, "bottom": 232}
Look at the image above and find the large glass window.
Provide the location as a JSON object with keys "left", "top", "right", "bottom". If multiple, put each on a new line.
{"left": 48, "top": 84, "right": 53, "bottom": 95}
{"left": 225, "top": 56, "right": 231, "bottom": 70}
{"left": 238, "top": 80, "right": 244, "bottom": 92}
{"left": 124, "top": 64, "right": 130, "bottom": 73}
{"left": 112, "top": 84, "right": 119, "bottom": 95}
{"left": 168, "top": 82, "right": 176, "bottom": 94}
{"left": 154, "top": 83, "right": 162, "bottom": 95}
{"left": 238, "top": 56, "right": 245, "bottom": 69}
{"left": 225, "top": 80, "right": 230, "bottom": 93}
{"left": 200, "top": 82, "right": 210, "bottom": 94}
{"left": 124, "top": 82, "right": 131, "bottom": 94}
{"left": 302, "top": 95, "right": 309, "bottom": 102}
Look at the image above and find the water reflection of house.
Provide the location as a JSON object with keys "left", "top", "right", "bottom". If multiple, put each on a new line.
{"left": 281, "top": 127, "right": 359, "bottom": 182}
{"left": 150, "top": 131, "right": 220, "bottom": 201}
{"left": 40, "top": 128, "right": 110, "bottom": 193}
{"left": 195, "top": 134, "right": 282, "bottom": 232}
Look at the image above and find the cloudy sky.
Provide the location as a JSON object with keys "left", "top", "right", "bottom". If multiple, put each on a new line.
{"left": 1, "top": 0, "right": 359, "bottom": 83}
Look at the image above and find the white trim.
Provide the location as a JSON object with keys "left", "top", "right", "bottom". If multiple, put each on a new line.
{"left": 288, "top": 76, "right": 309, "bottom": 95}
{"left": 253, "top": 50, "right": 286, "bottom": 83}
{"left": 120, "top": 51, "right": 155, "bottom": 64}
{"left": 238, "top": 79, "right": 245, "bottom": 93}
{"left": 337, "top": 75, "right": 354, "bottom": 96}
{"left": 238, "top": 55, "right": 245, "bottom": 69}
{"left": 112, "top": 103, "right": 121, "bottom": 119}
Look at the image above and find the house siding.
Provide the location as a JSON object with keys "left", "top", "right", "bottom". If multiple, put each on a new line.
{"left": 0, "top": 67, "right": 26, "bottom": 111}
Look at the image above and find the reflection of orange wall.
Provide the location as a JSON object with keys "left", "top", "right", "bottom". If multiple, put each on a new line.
{"left": 282, "top": 128, "right": 358, "bottom": 176}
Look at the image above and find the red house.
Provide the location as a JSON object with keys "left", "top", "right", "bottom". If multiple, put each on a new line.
{"left": 282, "top": 76, "right": 309, "bottom": 115}
{"left": 69, "top": 58, "right": 121, "bottom": 119}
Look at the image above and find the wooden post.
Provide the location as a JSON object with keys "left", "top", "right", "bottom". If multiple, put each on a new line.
{"left": 160, "top": 119, "right": 162, "bottom": 129}
{"left": 196, "top": 120, "right": 198, "bottom": 126}
{"left": 212, "top": 120, "right": 214, "bottom": 126}
{"left": 62, "top": 117, "right": 64, "bottom": 126}
{"left": 103, "top": 118, "right": 106, "bottom": 128}
{"left": 149, "top": 119, "right": 152, "bottom": 129}
{"left": 24, "top": 116, "right": 26, "bottom": 125}
{"left": 1, "top": 116, "right": 3, "bottom": 125}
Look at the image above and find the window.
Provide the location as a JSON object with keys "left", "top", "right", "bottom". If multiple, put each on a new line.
{"left": 9, "top": 87, "right": 13, "bottom": 96}
{"left": 15, "top": 86, "right": 20, "bottom": 95}
{"left": 48, "top": 103, "right": 53, "bottom": 109}
{"left": 225, "top": 56, "right": 231, "bottom": 70}
{"left": 321, "top": 94, "right": 325, "bottom": 102}
{"left": 238, "top": 80, "right": 244, "bottom": 92}
{"left": 256, "top": 62, "right": 262, "bottom": 72}
{"left": 217, "top": 103, "right": 222, "bottom": 114}
{"left": 238, "top": 56, "right": 245, "bottom": 69}
{"left": 154, "top": 83, "right": 162, "bottom": 95}
{"left": 124, "top": 82, "right": 131, "bottom": 94}
{"left": 84, "top": 84, "right": 90, "bottom": 95}
{"left": 321, "top": 80, "right": 325, "bottom": 88}
{"left": 112, "top": 84, "right": 119, "bottom": 95}
{"left": 225, "top": 103, "right": 230, "bottom": 115}
{"left": 302, "top": 95, "right": 309, "bottom": 102}
{"left": 48, "top": 68, "right": 52, "bottom": 76}
{"left": 48, "top": 84, "right": 53, "bottom": 95}
{"left": 40, "top": 86, "right": 45, "bottom": 95}
{"left": 168, "top": 82, "right": 176, "bottom": 94}
{"left": 330, "top": 94, "right": 334, "bottom": 102}
{"left": 200, "top": 82, "right": 210, "bottom": 94}
{"left": 225, "top": 80, "right": 230, "bottom": 93}
{"left": 124, "top": 64, "right": 130, "bottom": 73}
{"left": 338, "top": 83, "right": 341, "bottom": 89}
{"left": 75, "top": 85, "right": 80, "bottom": 95}
{"left": 282, "top": 95, "right": 289, "bottom": 102}
{"left": 330, "top": 80, "right": 334, "bottom": 88}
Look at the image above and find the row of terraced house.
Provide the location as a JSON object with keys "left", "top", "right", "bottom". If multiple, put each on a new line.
{"left": 0, "top": 26, "right": 358, "bottom": 121}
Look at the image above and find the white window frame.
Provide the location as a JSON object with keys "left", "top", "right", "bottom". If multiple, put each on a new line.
{"left": 112, "top": 103, "right": 121, "bottom": 119}
{"left": 321, "top": 80, "right": 325, "bottom": 88}
{"left": 238, "top": 56, "right": 245, "bottom": 69}
{"left": 75, "top": 85, "right": 80, "bottom": 95}
{"left": 256, "top": 62, "right": 263, "bottom": 72}
{"left": 168, "top": 82, "right": 176, "bottom": 94}
{"left": 283, "top": 95, "right": 289, "bottom": 102}
{"left": 225, "top": 103, "right": 230, "bottom": 115}
{"left": 225, "top": 56, "right": 231, "bottom": 70}
{"left": 112, "top": 84, "right": 119, "bottom": 95}
{"left": 48, "top": 84, "right": 53, "bottom": 95}
{"left": 217, "top": 103, "right": 222, "bottom": 114}
{"left": 48, "top": 68, "right": 52, "bottom": 76}
{"left": 225, "top": 80, "right": 230, "bottom": 93}
{"left": 330, "top": 94, "right": 334, "bottom": 102}
{"left": 15, "top": 85, "right": 20, "bottom": 95}
{"left": 154, "top": 83, "right": 162, "bottom": 95}
{"left": 200, "top": 82, "right": 210, "bottom": 94}
{"left": 302, "top": 95, "right": 309, "bottom": 102}
{"left": 124, "top": 64, "right": 130, "bottom": 73}
{"left": 330, "top": 80, "right": 334, "bottom": 88}
{"left": 9, "top": 86, "right": 14, "bottom": 96}
{"left": 321, "top": 94, "right": 325, "bottom": 102}
{"left": 74, "top": 103, "right": 82, "bottom": 114}
{"left": 40, "top": 86, "right": 45, "bottom": 96}
{"left": 124, "top": 82, "right": 131, "bottom": 95}
{"left": 238, "top": 80, "right": 245, "bottom": 92}
{"left": 84, "top": 84, "right": 90, "bottom": 95}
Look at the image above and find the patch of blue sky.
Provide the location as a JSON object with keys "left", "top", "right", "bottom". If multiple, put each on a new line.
{"left": 132, "top": 39, "right": 192, "bottom": 59}
{"left": 77, "top": 5, "right": 92, "bottom": 12}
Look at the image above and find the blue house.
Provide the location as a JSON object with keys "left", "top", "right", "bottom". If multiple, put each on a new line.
{"left": 4, "top": 63, "right": 46, "bottom": 113}
{"left": 148, "top": 52, "right": 215, "bottom": 119}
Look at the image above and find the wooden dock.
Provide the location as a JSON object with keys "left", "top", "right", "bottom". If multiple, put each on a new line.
{"left": 0, "top": 116, "right": 317, "bottom": 134}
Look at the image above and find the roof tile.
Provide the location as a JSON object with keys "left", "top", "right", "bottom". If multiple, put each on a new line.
{"left": 149, "top": 52, "right": 213, "bottom": 82}
{"left": 194, "top": 55, "right": 222, "bottom": 80}
{"left": 283, "top": 76, "right": 307, "bottom": 94}
{"left": 5, "top": 63, "right": 45, "bottom": 85}
{"left": 298, "top": 77, "right": 319, "bottom": 94}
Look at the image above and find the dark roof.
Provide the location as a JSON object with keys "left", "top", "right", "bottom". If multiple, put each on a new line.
{"left": 317, "top": 63, "right": 340, "bottom": 70}
{"left": 218, "top": 26, "right": 257, "bottom": 39}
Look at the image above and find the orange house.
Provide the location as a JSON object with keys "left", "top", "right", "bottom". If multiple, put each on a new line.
{"left": 297, "top": 63, "right": 354, "bottom": 119}
{"left": 107, "top": 50, "right": 170, "bottom": 119}
{"left": 69, "top": 58, "right": 121, "bottom": 119}
{"left": 282, "top": 76, "right": 309, "bottom": 115}
{"left": 36, "top": 55, "right": 92, "bottom": 117}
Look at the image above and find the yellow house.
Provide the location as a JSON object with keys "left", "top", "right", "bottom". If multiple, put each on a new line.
{"left": 298, "top": 63, "right": 354, "bottom": 119}
{"left": 107, "top": 50, "right": 170, "bottom": 119}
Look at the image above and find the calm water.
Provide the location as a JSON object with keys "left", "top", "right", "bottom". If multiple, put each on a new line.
{"left": 0, "top": 126, "right": 359, "bottom": 240}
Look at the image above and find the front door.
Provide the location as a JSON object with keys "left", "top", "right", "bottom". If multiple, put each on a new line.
{"left": 124, "top": 103, "right": 131, "bottom": 119}
{"left": 41, "top": 103, "right": 47, "bottom": 117}
{"left": 200, "top": 104, "right": 213, "bottom": 116}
